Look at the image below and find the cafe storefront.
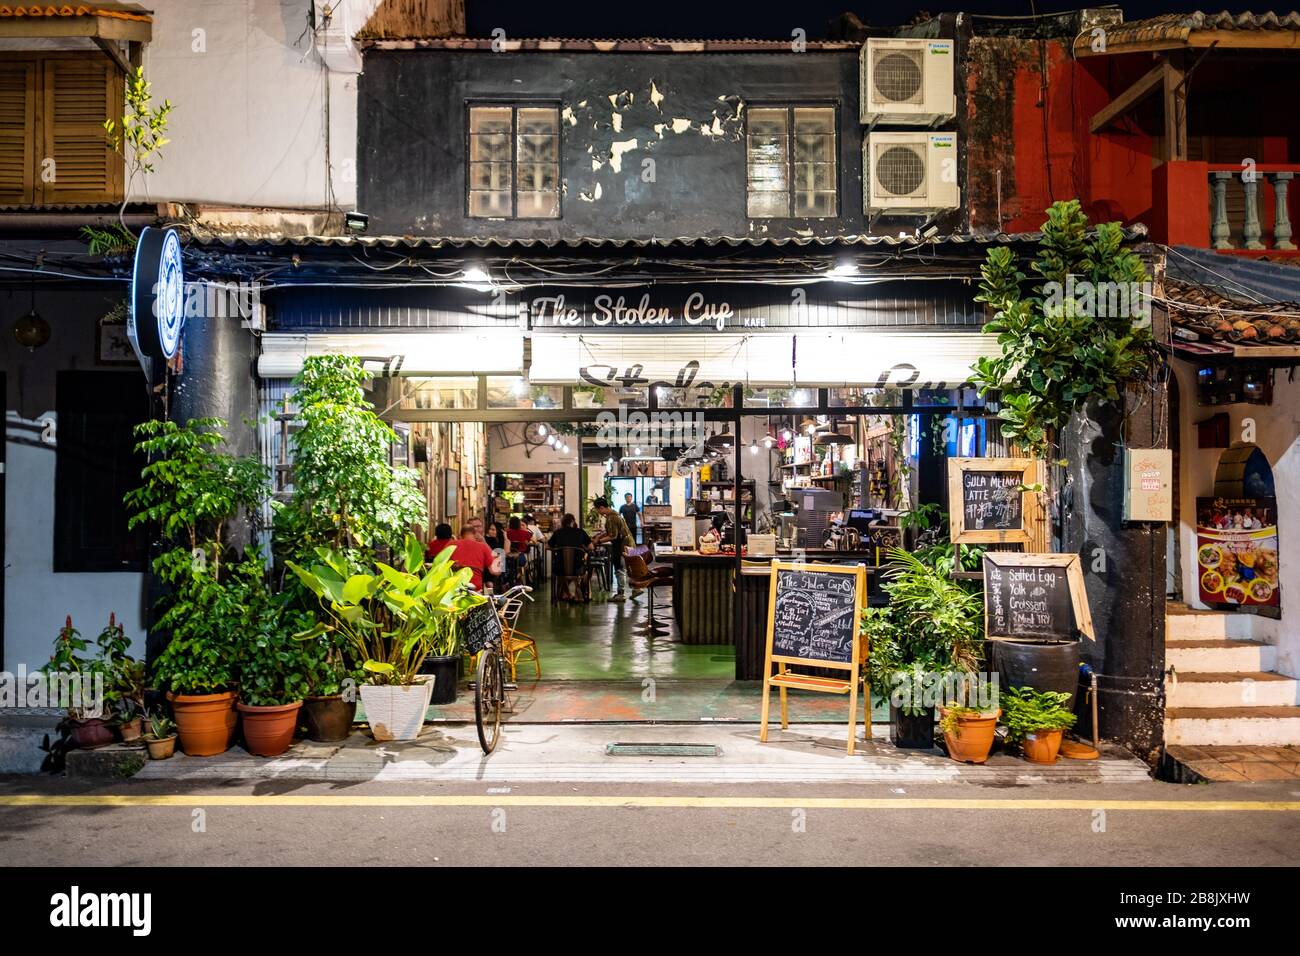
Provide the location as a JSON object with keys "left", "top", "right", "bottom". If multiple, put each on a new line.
{"left": 228, "top": 242, "right": 1007, "bottom": 685}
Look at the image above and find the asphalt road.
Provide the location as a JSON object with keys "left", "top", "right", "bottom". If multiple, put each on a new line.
{"left": 2, "top": 775, "right": 1299, "bottom": 867}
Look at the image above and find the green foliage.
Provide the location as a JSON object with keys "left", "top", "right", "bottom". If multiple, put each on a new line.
{"left": 862, "top": 548, "right": 985, "bottom": 714}
{"left": 46, "top": 614, "right": 141, "bottom": 720}
{"left": 273, "top": 356, "right": 427, "bottom": 563}
{"left": 900, "top": 504, "right": 986, "bottom": 578}
{"left": 970, "top": 200, "right": 1154, "bottom": 460}
{"left": 105, "top": 66, "right": 173, "bottom": 176}
{"left": 125, "top": 418, "right": 271, "bottom": 695}
{"left": 80, "top": 224, "right": 137, "bottom": 257}
{"left": 938, "top": 698, "right": 1000, "bottom": 738}
{"left": 145, "top": 710, "right": 175, "bottom": 741}
{"left": 288, "top": 534, "right": 485, "bottom": 685}
{"left": 1000, "top": 685, "right": 1077, "bottom": 742}
{"left": 238, "top": 594, "right": 314, "bottom": 707}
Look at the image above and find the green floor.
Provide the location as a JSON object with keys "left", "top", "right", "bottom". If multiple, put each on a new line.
{"left": 512, "top": 578, "right": 735, "bottom": 681}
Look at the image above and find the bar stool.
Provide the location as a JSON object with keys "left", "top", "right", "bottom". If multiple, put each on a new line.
{"left": 625, "top": 549, "right": 673, "bottom": 637}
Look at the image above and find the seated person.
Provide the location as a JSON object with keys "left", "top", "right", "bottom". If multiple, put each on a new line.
{"left": 425, "top": 523, "right": 455, "bottom": 561}
{"left": 547, "top": 513, "right": 592, "bottom": 601}
{"left": 449, "top": 525, "right": 502, "bottom": 592}
{"left": 485, "top": 521, "right": 508, "bottom": 551}
{"left": 506, "top": 516, "right": 532, "bottom": 553}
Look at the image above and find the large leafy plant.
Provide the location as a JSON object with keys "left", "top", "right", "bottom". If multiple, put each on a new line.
{"left": 863, "top": 548, "right": 985, "bottom": 716}
{"left": 274, "top": 356, "right": 426, "bottom": 562}
{"left": 970, "top": 200, "right": 1154, "bottom": 461}
{"left": 238, "top": 594, "right": 315, "bottom": 707}
{"left": 288, "top": 535, "right": 485, "bottom": 686}
{"left": 125, "top": 418, "right": 269, "bottom": 695}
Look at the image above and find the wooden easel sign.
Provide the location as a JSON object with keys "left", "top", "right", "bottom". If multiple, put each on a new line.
{"left": 982, "top": 551, "right": 1096, "bottom": 642}
{"left": 948, "top": 458, "right": 1041, "bottom": 546}
{"left": 759, "top": 561, "right": 868, "bottom": 754}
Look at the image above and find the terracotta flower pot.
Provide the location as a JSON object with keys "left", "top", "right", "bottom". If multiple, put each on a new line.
{"left": 118, "top": 717, "right": 143, "bottom": 743}
{"left": 168, "top": 690, "right": 238, "bottom": 757}
{"left": 238, "top": 701, "right": 303, "bottom": 757}
{"left": 145, "top": 735, "right": 177, "bottom": 760}
{"left": 302, "top": 695, "right": 357, "bottom": 742}
{"left": 360, "top": 680, "right": 433, "bottom": 741}
{"left": 941, "top": 708, "right": 1001, "bottom": 764}
{"left": 1021, "top": 728, "right": 1065, "bottom": 764}
{"left": 68, "top": 717, "right": 115, "bottom": 749}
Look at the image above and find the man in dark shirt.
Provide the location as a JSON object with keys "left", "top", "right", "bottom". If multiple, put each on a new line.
{"left": 619, "top": 493, "right": 640, "bottom": 544}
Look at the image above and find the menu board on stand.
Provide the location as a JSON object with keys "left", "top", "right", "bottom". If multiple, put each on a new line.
{"left": 759, "top": 561, "right": 868, "bottom": 754}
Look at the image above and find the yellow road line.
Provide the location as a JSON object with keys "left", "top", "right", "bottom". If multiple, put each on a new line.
{"left": 1, "top": 795, "right": 1298, "bottom": 811}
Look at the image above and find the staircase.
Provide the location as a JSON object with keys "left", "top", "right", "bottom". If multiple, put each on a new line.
{"left": 1164, "top": 603, "right": 1300, "bottom": 746}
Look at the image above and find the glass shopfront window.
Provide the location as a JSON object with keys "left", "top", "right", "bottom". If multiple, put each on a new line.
{"left": 400, "top": 377, "right": 478, "bottom": 410}
{"left": 486, "top": 377, "right": 563, "bottom": 409}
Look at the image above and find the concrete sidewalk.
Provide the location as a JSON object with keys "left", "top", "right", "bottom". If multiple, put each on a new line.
{"left": 131, "top": 722, "right": 1153, "bottom": 785}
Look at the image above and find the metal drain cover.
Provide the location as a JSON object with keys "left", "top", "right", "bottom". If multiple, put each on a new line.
{"left": 605, "top": 743, "right": 720, "bottom": 757}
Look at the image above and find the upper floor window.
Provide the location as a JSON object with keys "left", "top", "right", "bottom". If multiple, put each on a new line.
{"left": 0, "top": 54, "right": 123, "bottom": 205}
{"left": 468, "top": 104, "right": 560, "bottom": 219}
{"left": 746, "top": 106, "right": 837, "bottom": 219}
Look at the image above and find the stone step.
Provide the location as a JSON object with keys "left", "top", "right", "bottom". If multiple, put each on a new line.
{"left": 1164, "top": 705, "right": 1300, "bottom": 746}
{"left": 1166, "top": 640, "right": 1277, "bottom": 673}
{"left": 0, "top": 714, "right": 61, "bottom": 774}
{"left": 1166, "top": 604, "right": 1262, "bottom": 642}
{"left": 1165, "top": 671, "right": 1298, "bottom": 708}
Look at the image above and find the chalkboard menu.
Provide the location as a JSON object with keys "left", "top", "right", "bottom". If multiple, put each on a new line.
{"left": 962, "top": 470, "right": 1024, "bottom": 532}
{"left": 982, "top": 552, "right": 1095, "bottom": 642}
{"left": 457, "top": 601, "right": 503, "bottom": 655}
{"left": 770, "top": 567, "right": 861, "bottom": 664}
{"left": 948, "top": 458, "right": 1037, "bottom": 546}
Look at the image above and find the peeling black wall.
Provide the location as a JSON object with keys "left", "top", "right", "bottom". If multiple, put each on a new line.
{"left": 357, "top": 49, "right": 966, "bottom": 240}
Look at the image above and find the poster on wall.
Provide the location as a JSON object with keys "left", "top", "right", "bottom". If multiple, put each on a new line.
{"left": 1195, "top": 497, "right": 1280, "bottom": 608}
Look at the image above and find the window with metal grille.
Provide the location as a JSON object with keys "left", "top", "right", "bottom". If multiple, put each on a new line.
{"left": 746, "top": 106, "right": 837, "bottom": 219}
{"left": 468, "top": 104, "right": 560, "bottom": 219}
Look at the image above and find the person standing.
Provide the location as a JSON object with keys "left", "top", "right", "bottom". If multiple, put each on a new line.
{"left": 594, "top": 496, "right": 635, "bottom": 601}
{"left": 619, "top": 492, "right": 641, "bottom": 544}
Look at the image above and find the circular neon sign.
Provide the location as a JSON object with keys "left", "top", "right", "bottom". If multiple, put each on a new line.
{"left": 130, "top": 226, "right": 185, "bottom": 369}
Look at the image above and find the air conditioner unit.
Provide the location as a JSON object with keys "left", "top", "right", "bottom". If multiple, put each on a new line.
{"left": 860, "top": 38, "right": 956, "bottom": 125}
{"left": 863, "top": 132, "right": 960, "bottom": 214}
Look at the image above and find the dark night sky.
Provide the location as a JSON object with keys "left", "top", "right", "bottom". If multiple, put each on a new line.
{"left": 465, "top": 2, "right": 1281, "bottom": 39}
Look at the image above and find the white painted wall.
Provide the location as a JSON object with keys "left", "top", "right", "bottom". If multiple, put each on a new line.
{"left": 135, "top": 0, "right": 381, "bottom": 209}
{"left": 1172, "top": 361, "right": 1296, "bottom": 673}
{"left": 4, "top": 438, "right": 148, "bottom": 670}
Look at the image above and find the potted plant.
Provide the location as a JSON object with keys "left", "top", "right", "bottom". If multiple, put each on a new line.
{"left": 96, "top": 613, "right": 146, "bottom": 742}
{"left": 144, "top": 712, "right": 177, "bottom": 760}
{"left": 863, "top": 548, "right": 985, "bottom": 749}
{"left": 45, "top": 617, "right": 115, "bottom": 749}
{"left": 290, "top": 535, "right": 485, "bottom": 741}
{"left": 236, "top": 595, "right": 311, "bottom": 757}
{"left": 1001, "top": 686, "right": 1077, "bottom": 764}
{"left": 939, "top": 688, "right": 1001, "bottom": 765}
{"left": 299, "top": 634, "right": 360, "bottom": 742}
{"left": 125, "top": 418, "right": 270, "bottom": 757}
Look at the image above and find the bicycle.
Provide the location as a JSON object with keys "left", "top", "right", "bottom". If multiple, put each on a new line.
{"left": 473, "top": 584, "right": 533, "bottom": 754}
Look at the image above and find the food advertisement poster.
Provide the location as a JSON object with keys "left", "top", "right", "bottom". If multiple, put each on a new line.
{"left": 1196, "top": 497, "right": 1280, "bottom": 608}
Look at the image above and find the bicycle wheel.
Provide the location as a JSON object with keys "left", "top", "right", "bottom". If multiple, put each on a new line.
{"left": 475, "top": 646, "right": 503, "bottom": 754}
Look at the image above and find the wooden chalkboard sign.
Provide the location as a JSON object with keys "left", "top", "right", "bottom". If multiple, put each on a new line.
{"left": 948, "top": 458, "right": 1039, "bottom": 546}
{"left": 759, "top": 561, "right": 868, "bottom": 754}
{"left": 982, "top": 552, "right": 1095, "bottom": 642}
{"left": 457, "top": 600, "right": 503, "bottom": 655}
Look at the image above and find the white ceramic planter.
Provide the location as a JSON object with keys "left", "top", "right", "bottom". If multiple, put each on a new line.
{"left": 360, "top": 680, "right": 433, "bottom": 741}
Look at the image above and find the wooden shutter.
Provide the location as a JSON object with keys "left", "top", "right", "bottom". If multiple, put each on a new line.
{"left": 0, "top": 61, "right": 36, "bottom": 204}
{"left": 41, "top": 57, "right": 122, "bottom": 203}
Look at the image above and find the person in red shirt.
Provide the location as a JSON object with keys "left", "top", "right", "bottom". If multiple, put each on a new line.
{"left": 425, "top": 523, "right": 455, "bottom": 561}
{"left": 449, "top": 525, "right": 500, "bottom": 591}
